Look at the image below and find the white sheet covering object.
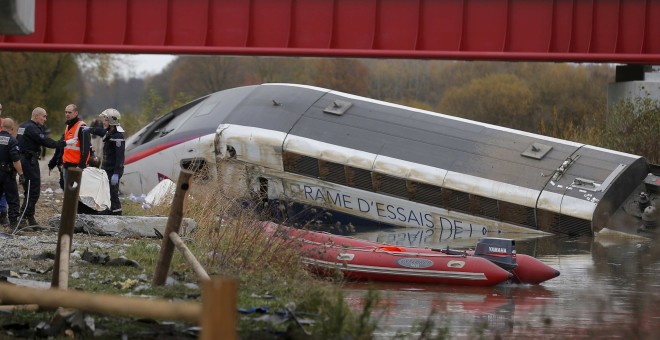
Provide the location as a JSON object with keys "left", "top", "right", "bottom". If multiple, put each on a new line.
{"left": 79, "top": 167, "right": 111, "bottom": 211}
{"left": 145, "top": 178, "right": 176, "bottom": 206}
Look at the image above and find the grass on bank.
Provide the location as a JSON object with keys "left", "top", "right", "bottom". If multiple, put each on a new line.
{"left": 2, "top": 174, "right": 383, "bottom": 339}
{"left": 146, "top": 175, "right": 383, "bottom": 338}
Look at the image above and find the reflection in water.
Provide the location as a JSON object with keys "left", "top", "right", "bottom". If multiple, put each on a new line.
{"left": 342, "top": 231, "right": 660, "bottom": 338}
{"left": 344, "top": 282, "right": 554, "bottom": 338}
{"left": 353, "top": 226, "right": 549, "bottom": 249}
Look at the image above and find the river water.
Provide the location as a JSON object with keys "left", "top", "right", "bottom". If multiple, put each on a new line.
{"left": 341, "top": 227, "right": 660, "bottom": 339}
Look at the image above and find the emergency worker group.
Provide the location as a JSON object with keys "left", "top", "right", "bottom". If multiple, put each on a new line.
{"left": 0, "top": 103, "right": 125, "bottom": 231}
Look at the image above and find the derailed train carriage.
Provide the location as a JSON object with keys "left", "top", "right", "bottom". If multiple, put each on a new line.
{"left": 123, "top": 83, "right": 659, "bottom": 236}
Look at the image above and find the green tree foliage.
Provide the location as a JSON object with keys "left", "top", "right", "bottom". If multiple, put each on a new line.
{"left": 248, "top": 57, "right": 302, "bottom": 84}
{"left": 119, "top": 89, "right": 167, "bottom": 137}
{"left": 76, "top": 54, "right": 124, "bottom": 83}
{"left": 81, "top": 76, "right": 147, "bottom": 122}
{"left": 439, "top": 73, "right": 534, "bottom": 130}
{"left": 365, "top": 59, "right": 445, "bottom": 104}
{"left": 523, "top": 63, "right": 609, "bottom": 131}
{"left": 168, "top": 56, "right": 250, "bottom": 98}
{"left": 602, "top": 97, "right": 660, "bottom": 163}
{"left": 148, "top": 56, "right": 370, "bottom": 110}
{"left": 0, "top": 52, "right": 78, "bottom": 128}
{"left": 422, "top": 62, "right": 612, "bottom": 134}
{"left": 364, "top": 60, "right": 612, "bottom": 137}
{"left": 311, "top": 58, "right": 369, "bottom": 96}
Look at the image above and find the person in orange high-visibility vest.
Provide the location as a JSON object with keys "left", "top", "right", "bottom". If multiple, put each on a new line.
{"left": 62, "top": 104, "right": 91, "bottom": 185}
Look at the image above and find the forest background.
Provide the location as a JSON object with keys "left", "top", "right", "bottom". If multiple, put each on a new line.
{"left": 0, "top": 53, "right": 657, "bottom": 163}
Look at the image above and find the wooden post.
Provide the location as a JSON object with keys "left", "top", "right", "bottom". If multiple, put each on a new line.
{"left": 169, "top": 232, "right": 210, "bottom": 282}
{"left": 0, "top": 283, "right": 200, "bottom": 322}
{"left": 51, "top": 168, "right": 82, "bottom": 289}
{"left": 0, "top": 304, "right": 39, "bottom": 312}
{"left": 58, "top": 234, "right": 71, "bottom": 290}
{"left": 200, "top": 278, "right": 238, "bottom": 340}
{"left": 153, "top": 170, "right": 193, "bottom": 286}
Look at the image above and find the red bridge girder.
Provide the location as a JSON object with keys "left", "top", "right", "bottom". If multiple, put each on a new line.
{"left": 1, "top": 0, "right": 659, "bottom": 64}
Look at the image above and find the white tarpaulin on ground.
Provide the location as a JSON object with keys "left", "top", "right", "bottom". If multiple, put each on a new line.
{"left": 79, "top": 167, "right": 111, "bottom": 212}
{"left": 145, "top": 179, "right": 176, "bottom": 206}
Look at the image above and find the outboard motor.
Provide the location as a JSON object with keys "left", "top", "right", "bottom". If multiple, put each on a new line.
{"left": 474, "top": 238, "right": 517, "bottom": 271}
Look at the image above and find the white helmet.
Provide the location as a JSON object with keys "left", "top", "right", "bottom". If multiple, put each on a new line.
{"left": 99, "top": 108, "right": 124, "bottom": 132}
{"left": 100, "top": 108, "right": 121, "bottom": 126}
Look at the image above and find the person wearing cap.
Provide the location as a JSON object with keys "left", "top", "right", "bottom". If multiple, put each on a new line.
{"left": 84, "top": 108, "right": 125, "bottom": 215}
{"left": 61, "top": 104, "right": 91, "bottom": 185}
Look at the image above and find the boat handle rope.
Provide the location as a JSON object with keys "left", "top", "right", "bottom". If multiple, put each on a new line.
{"left": 294, "top": 237, "right": 468, "bottom": 258}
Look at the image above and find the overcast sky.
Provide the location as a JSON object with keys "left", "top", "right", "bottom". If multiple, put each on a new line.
{"left": 121, "top": 54, "right": 177, "bottom": 77}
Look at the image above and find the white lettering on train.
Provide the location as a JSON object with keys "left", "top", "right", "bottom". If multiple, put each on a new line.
{"left": 300, "top": 184, "right": 485, "bottom": 231}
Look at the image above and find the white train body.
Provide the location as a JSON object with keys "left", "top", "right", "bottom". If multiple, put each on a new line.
{"left": 123, "top": 84, "right": 659, "bottom": 236}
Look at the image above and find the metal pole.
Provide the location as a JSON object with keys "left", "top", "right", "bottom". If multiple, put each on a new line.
{"left": 152, "top": 170, "right": 193, "bottom": 286}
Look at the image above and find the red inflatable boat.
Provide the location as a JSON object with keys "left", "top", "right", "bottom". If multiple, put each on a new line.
{"left": 263, "top": 222, "right": 559, "bottom": 286}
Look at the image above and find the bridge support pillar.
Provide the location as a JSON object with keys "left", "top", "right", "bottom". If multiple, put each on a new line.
{"left": 607, "top": 65, "right": 660, "bottom": 108}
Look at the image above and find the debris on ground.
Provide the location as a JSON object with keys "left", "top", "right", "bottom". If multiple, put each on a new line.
{"left": 47, "top": 214, "right": 197, "bottom": 238}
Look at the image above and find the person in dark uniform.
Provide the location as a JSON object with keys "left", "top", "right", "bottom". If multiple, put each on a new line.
{"left": 85, "top": 108, "right": 125, "bottom": 215}
{"left": 0, "top": 118, "right": 24, "bottom": 230}
{"left": 48, "top": 133, "right": 65, "bottom": 190}
{"left": 17, "top": 107, "right": 64, "bottom": 227}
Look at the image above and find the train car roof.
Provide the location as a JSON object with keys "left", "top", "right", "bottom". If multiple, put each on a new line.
{"left": 130, "top": 83, "right": 644, "bottom": 196}
{"left": 220, "top": 83, "right": 642, "bottom": 193}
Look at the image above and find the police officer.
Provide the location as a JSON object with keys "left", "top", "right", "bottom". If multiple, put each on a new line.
{"left": 17, "top": 107, "right": 64, "bottom": 227}
{"left": 48, "top": 133, "right": 65, "bottom": 190}
{"left": 0, "top": 118, "right": 24, "bottom": 229}
{"left": 86, "top": 108, "right": 125, "bottom": 215}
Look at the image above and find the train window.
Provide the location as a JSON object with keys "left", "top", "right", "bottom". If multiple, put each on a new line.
{"left": 373, "top": 173, "right": 408, "bottom": 199}
{"left": 346, "top": 166, "right": 373, "bottom": 191}
{"left": 470, "top": 195, "right": 499, "bottom": 219}
{"left": 192, "top": 93, "right": 223, "bottom": 117}
{"left": 537, "top": 209, "right": 560, "bottom": 233}
{"left": 499, "top": 201, "right": 536, "bottom": 229}
{"left": 283, "top": 152, "right": 320, "bottom": 178}
{"left": 319, "top": 160, "right": 347, "bottom": 185}
{"left": 443, "top": 188, "right": 471, "bottom": 213}
{"left": 180, "top": 158, "right": 211, "bottom": 182}
{"left": 409, "top": 182, "right": 443, "bottom": 208}
{"left": 537, "top": 209, "right": 591, "bottom": 236}
{"left": 139, "top": 97, "right": 207, "bottom": 145}
{"left": 226, "top": 145, "right": 236, "bottom": 158}
{"left": 559, "top": 215, "right": 592, "bottom": 236}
